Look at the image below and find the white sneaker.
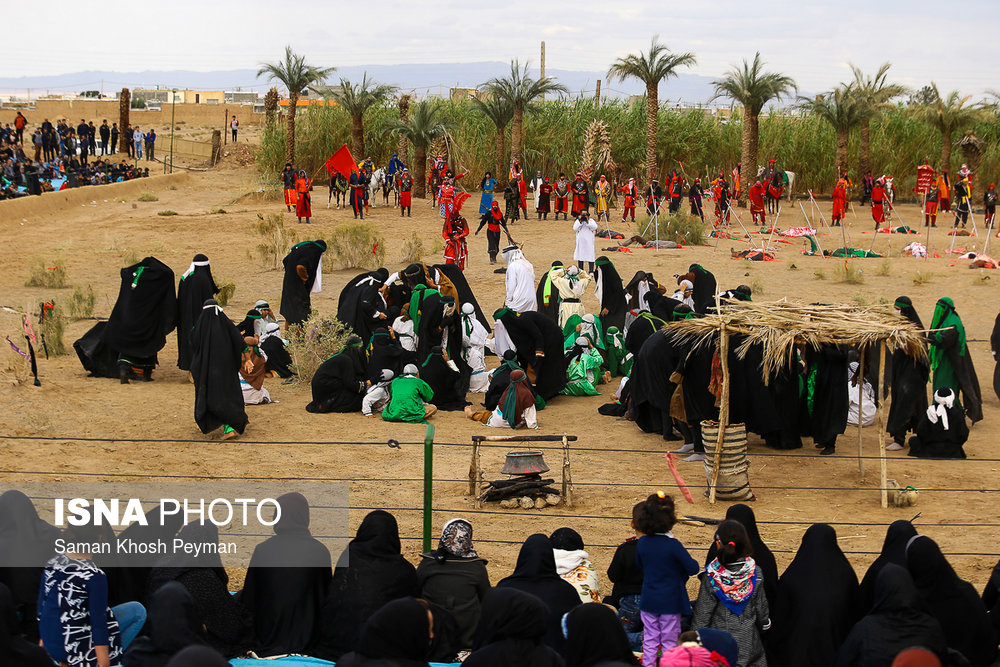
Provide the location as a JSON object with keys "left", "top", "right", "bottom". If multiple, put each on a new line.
{"left": 673, "top": 443, "right": 695, "bottom": 454}
{"left": 683, "top": 453, "right": 706, "bottom": 462}
{"left": 886, "top": 442, "right": 904, "bottom": 451}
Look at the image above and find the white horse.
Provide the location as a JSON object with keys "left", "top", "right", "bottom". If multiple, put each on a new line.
{"left": 368, "top": 167, "right": 386, "bottom": 208}
{"left": 883, "top": 176, "right": 895, "bottom": 205}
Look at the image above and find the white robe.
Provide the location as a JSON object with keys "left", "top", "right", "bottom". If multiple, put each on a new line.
{"left": 462, "top": 314, "right": 490, "bottom": 392}
{"left": 573, "top": 218, "right": 598, "bottom": 263}
{"left": 503, "top": 249, "right": 537, "bottom": 312}
{"left": 391, "top": 316, "right": 417, "bottom": 352}
{"left": 552, "top": 270, "right": 591, "bottom": 327}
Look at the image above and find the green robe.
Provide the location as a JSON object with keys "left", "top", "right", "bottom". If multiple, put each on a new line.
{"left": 382, "top": 375, "right": 434, "bottom": 422}
{"left": 604, "top": 328, "right": 632, "bottom": 377}
{"left": 561, "top": 348, "right": 604, "bottom": 396}
{"left": 562, "top": 314, "right": 604, "bottom": 350}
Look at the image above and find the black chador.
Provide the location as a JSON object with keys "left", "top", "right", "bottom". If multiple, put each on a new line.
{"left": 102, "top": 256, "right": 177, "bottom": 382}
{"left": 493, "top": 309, "right": 567, "bottom": 401}
{"left": 593, "top": 256, "right": 626, "bottom": 330}
{"left": 337, "top": 269, "right": 389, "bottom": 342}
{"left": 280, "top": 240, "right": 327, "bottom": 326}
{"left": 190, "top": 300, "right": 248, "bottom": 438}
{"left": 176, "top": 254, "right": 218, "bottom": 371}
{"left": 305, "top": 336, "right": 367, "bottom": 414}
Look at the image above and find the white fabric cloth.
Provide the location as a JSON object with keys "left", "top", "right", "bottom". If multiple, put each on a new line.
{"left": 311, "top": 256, "right": 323, "bottom": 293}
{"left": 552, "top": 269, "right": 591, "bottom": 327}
{"left": 502, "top": 248, "right": 537, "bottom": 312}
{"left": 181, "top": 259, "right": 209, "bottom": 280}
{"left": 240, "top": 378, "right": 272, "bottom": 405}
{"left": 462, "top": 314, "right": 490, "bottom": 393}
{"left": 552, "top": 548, "right": 600, "bottom": 603}
{"left": 391, "top": 316, "right": 416, "bottom": 352}
{"left": 846, "top": 361, "right": 877, "bottom": 427}
{"left": 484, "top": 404, "right": 537, "bottom": 429}
{"left": 926, "top": 389, "right": 955, "bottom": 430}
{"left": 492, "top": 320, "right": 516, "bottom": 357}
{"left": 573, "top": 217, "right": 598, "bottom": 263}
{"left": 362, "top": 382, "right": 392, "bottom": 416}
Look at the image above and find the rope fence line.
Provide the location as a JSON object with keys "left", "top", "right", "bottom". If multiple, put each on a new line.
{"left": 4, "top": 434, "right": 1000, "bottom": 463}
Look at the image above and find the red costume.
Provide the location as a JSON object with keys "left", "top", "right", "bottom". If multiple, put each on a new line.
{"left": 571, "top": 174, "right": 589, "bottom": 216}
{"left": 510, "top": 161, "right": 527, "bottom": 212}
{"left": 831, "top": 179, "right": 847, "bottom": 224}
{"left": 618, "top": 180, "right": 637, "bottom": 221}
{"left": 398, "top": 170, "right": 413, "bottom": 208}
{"left": 554, "top": 177, "right": 570, "bottom": 215}
{"left": 294, "top": 173, "right": 312, "bottom": 220}
{"left": 731, "top": 164, "right": 742, "bottom": 200}
{"left": 443, "top": 215, "right": 470, "bottom": 270}
{"left": 871, "top": 182, "right": 890, "bottom": 225}
{"left": 748, "top": 181, "right": 766, "bottom": 225}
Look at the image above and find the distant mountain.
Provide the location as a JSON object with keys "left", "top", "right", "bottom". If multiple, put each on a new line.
{"left": 0, "top": 63, "right": 722, "bottom": 105}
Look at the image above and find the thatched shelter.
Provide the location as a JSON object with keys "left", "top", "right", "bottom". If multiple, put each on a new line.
{"left": 666, "top": 299, "right": 928, "bottom": 507}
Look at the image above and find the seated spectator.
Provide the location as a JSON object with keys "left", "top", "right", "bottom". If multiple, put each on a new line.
{"left": 550, "top": 527, "right": 601, "bottom": 603}
{"left": 0, "top": 582, "right": 53, "bottom": 666}
{"left": 564, "top": 602, "right": 639, "bottom": 667}
{"left": 463, "top": 588, "right": 563, "bottom": 667}
{"left": 382, "top": 364, "right": 437, "bottom": 422}
{"left": 125, "top": 582, "right": 207, "bottom": 667}
{"left": 337, "top": 597, "right": 434, "bottom": 667}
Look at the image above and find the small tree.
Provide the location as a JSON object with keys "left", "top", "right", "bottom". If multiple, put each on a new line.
{"left": 331, "top": 74, "right": 398, "bottom": 159}
{"left": 470, "top": 95, "right": 514, "bottom": 183}
{"left": 264, "top": 87, "right": 279, "bottom": 128}
{"left": 482, "top": 60, "right": 568, "bottom": 167}
{"left": 607, "top": 38, "right": 696, "bottom": 179}
{"left": 710, "top": 53, "right": 796, "bottom": 202}
{"left": 799, "top": 85, "right": 864, "bottom": 177}
{"left": 257, "top": 46, "right": 336, "bottom": 164}
{"left": 384, "top": 101, "right": 450, "bottom": 199}
{"left": 911, "top": 83, "right": 989, "bottom": 172}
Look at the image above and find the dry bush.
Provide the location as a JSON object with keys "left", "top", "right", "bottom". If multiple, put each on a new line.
{"left": 38, "top": 302, "right": 67, "bottom": 356}
{"left": 912, "top": 270, "right": 934, "bottom": 286}
{"left": 285, "top": 313, "right": 353, "bottom": 383}
{"left": 400, "top": 232, "right": 424, "bottom": 264}
{"left": 813, "top": 270, "right": 826, "bottom": 280}
{"left": 68, "top": 284, "right": 96, "bottom": 319}
{"left": 137, "top": 192, "right": 159, "bottom": 202}
{"left": 876, "top": 259, "right": 892, "bottom": 276}
{"left": 25, "top": 258, "right": 68, "bottom": 288}
{"left": 254, "top": 213, "right": 298, "bottom": 270}
{"left": 851, "top": 291, "right": 870, "bottom": 306}
{"left": 327, "top": 222, "right": 387, "bottom": 271}
{"left": 157, "top": 210, "right": 178, "bottom": 216}
{"left": 207, "top": 207, "right": 227, "bottom": 215}
{"left": 653, "top": 213, "right": 707, "bottom": 246}
{"left": 1, "top": 310, "right": 31, "bottom": 385}
{"left": 749, "top": 276, "right": 766, "bottom": 296}
{"left": 216, "top": 280, "right": 237, "bottom": 307}
{"left": 835, "top": 260, "right": 865, "bottom": 284}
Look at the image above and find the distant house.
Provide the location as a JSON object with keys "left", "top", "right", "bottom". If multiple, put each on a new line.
{"left": 225, "top": 91, "right": 259, "bottom": 104}
{"left": 134, "top": 89, "right": 225, "bottom": 104}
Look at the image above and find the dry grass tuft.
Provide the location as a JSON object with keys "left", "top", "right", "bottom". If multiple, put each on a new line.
{"left": 400, "top": 232, "right": 424, "bottom": 264}
{"left": 137, "top": 192, "right": 159, "bottom": 202}
{"left": 253, "top": 213, "right": 298, "bottom": 270}
{"left": 327, "top": 222, "right": 387, "bottom": 271}
{"left": 25, "top": 258, "right": 68, "bottom": 289}
{"left": 68, "top": 284, "right": 97, "bottom": 319}
{"left": 285, "top": 312, "right": 353, "bottom": 383}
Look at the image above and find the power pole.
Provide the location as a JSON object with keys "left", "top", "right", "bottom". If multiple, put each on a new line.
{"left": 595, "top": 80, "right": 601, "bottom": 105}
{"left": 540, "top": 41, "right": 546, "bottom": 100}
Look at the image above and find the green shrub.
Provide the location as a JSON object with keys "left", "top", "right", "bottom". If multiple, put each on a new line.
{"left": 38, "top": 302, "right": 67, "bottom": 356}
{"left": 216, "top": 280, "right": 236, "bottom": 307}
{"left": 653, "top": 212, "right": 707, "bottom": 246}
{"left": 327, "top": 222, "right": 387, "bottom": 270}
{"left": 285, "top": 313, "right": 353, "bottom": 383}
{"left": 208, "top": 207, "right": 227, "bottom": 215}
{"left": 68, "top": 284, "right": 96, "bottom": 319}
{"left": 137, "top": 192, "right": 159, "bottom": 202}
{"left": 25, "top": 258, "right": 68, "bottom": 288}
{"left": 253, "top": 213, "right": 298, "bottom": 270}
{"left": 835, "top": 260, "right": 865, "bottom": 284}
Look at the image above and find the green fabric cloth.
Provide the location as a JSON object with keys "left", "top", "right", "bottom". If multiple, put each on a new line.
{"left": 929, "top": 297, "right": 966, "bottom": 370}
{"left": 604, "top": 327, "right": 632, "bottom": 377}
{"left": 540, "top": 265, "right": 562, "bottom": 308}
{"left": 382, "top": 375, "right": 434, "bottom": 423}
{"left": 561, "top": 348, "right": 603, "bottom": 396}
{"left": 500, "top": 373, "right": 528, "bottom": 429}
{"left": 562, "top": 314, "right": 584, "bottom": 349}
{"left": 409, "top": 284, "right": 439, "bottom": 337}
{"left": 131, "top": 265, "right": 146, "bottom": 288}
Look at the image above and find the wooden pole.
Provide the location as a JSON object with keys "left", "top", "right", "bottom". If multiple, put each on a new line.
{"left": 540, "top": 41, "right": 546, "bottom": 101}
{"left": 878, "top": 340, "right": 890, "bottom": 508}
{"left": 468, "top": 439, "right": 480, "bottom": 497}
{"left": 857, "top": 347, "right": 865, "bottom": 475}
{"left": 595, "top": 80, "right": 602, "bottom": 105}
{"left": 561, "top": 435, "right": 574, "bottom": 507}
{"left": 709, "top": 324, "right": 730, "bottom": 504}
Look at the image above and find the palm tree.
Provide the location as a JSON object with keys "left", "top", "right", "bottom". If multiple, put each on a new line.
{"left": 850, "top": 63, "right": 906, "bottom": 178}
{"left": 607, "top": 37, "right": 696, "bottom": 179}
{"left": 256, "top": 46, "right": 335, "bottom": 164}
{"left": 384, "top": 101, "right": 449, "bottom": 199}
{"left": 912, "top": 83, "right": 989, "bottom": 172}
{"left": 482, "top": 60, "right": 568, "bottom": 168}
{"left": 798, "top": 85, "right": 864, "bottom": 176}
{"left": 710, "top": 53, "right": 796, "bottom": 202}
{"left": 471, "top": 95, "right": 514, "bottom": 183}
{"left": 332, "top": 74, "right": 399, "bottom": 159}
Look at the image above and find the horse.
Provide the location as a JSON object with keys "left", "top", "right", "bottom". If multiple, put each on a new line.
{"left": 368, "top": 167, "right": 386, "bottom": 208}
{"left": 756, "top": 166, "right": 796, "bottom": 204}
{"left": 381, "top": 170, "right": 399, "bottom": 207}
{"left": 883, "top": 176, "right": 895, "bottom": 205}
{"left": 328, "top": 172, "right": 348, "bottom": 209}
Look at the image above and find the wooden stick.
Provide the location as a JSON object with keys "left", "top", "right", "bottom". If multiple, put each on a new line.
{"left": 471, "top": 434, "right": 578, "bottom": 442}
{"left": 709, "top": 323, "right": 730, "bottom": 504}
{"left": 561, "top": 435, "right": 574, "bottom": 507}
{"left": 879, "top": 340, "right": 890, "bottom": 508}
{"left": 469, "top": 438, "right": 480, "bottom": 501}
{"left": 857, "top": 347, "right": 865, "bottom": 475}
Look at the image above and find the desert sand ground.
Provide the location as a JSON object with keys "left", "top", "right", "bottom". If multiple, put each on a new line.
{"left": 2, "top": 156, "right": 999, "bottom": 597}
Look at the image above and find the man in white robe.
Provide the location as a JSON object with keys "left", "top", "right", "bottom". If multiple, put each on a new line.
{"left": 460, "top": 303, "right": 490, "bottom": 392}
{"left": 502, "top": 244, "right": 537, "bottom": 313}
{"left": 573, "top": 212, "right": 598, "bottom": 273}
{"left": 551, "top": 265, "right": 591, "bottom": 327}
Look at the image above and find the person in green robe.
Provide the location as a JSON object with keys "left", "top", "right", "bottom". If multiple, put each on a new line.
{"left": 928, "top": 297, "right": 983, "bottom": 422}
{"left": 561, "top": 337, "right": 607, "bottom": 396}
{"left": 382, "top": 364, "right": 437, "bottom": 422}
{"left": 604, "top": 325, "right": 632, "bottom": 377}
{"left": 561, "top": 313, "right": 604, "bottom": 351}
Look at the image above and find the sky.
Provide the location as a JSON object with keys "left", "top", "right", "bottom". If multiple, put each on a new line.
{"left": 2, "top": 0, "right": 996, "bottom": 98}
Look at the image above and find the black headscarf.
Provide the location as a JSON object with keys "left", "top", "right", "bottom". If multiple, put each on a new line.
{"left": 338, "top": 597, "right": 431, "bottom": 667}
{"left": 686, "top": 263, "right": 717, "bottom": 314}
{"left": 894, "top": 296, "right": 925, "bottom": 330}
{"left": 497, "top": 534, "right": 581, "bottom": 655}
{"left": 565, "top": 603, "right": 639, "bottom": 667}
{"left": 337, "top": 269, "right": 390, "bottom": 343}
{"left": 983, "top": 558, "right": 1000, "bottom": 638}
{"left": 237, "top": 492, "right": 332, "bottom": 656}
{"left": 704, "top": 504, "right": 778, "bottom": 609}
{"left": 495, "top": 311, "right": 568, "bottom": 400}
{"left": 484, "top": 350, "right": 537, "bottom": 411}
{"left": 623, "top": 271, "right": 647, "bottom": 309}
{"left": 190, "top": 300, "right": 248, "bottom": 434}
{"left": 236, "top": 309, "right": 262, "bottom": 338}
{"left": 536, "top": 261, "right": 564, "bottom": 323}
{"left": 176, "top": 254, "right": 219, "bottom": 370}
{"left": 148, "top": 522, "right": 226, "bottom": 592}
{"left": 102, "top": 256, "right": 177, "bottom": 359}
{"left": 164, "top": 646, "right": 229, "bottom": 667}
{"left": 834, "top": 564, "right": 946, "bottom": 667}
{"left": 366, "top": 327, "right": 404, "bottom": 383}
{"left": 420, "top": 346, "right": 467, "bottom": 410}
{"left": 769, "top": 523, "right": 859, "bottom": 667}
{"left": 594, "top": 256, "right": 626, "bottom": 330}
{"left": 313, "top": 510, "right": 418, "bottom": 660}
{"left": 858, "top": 520, "right": 917, "bottom": 613}
{"left": 906, "top": 535, "right": 998, "bottom": 666}
{"left": 550, "top": 527, "right": 585, "bottom": 552}
{"left": 887, "top": 298, "right": 930, "bottom": 440}
{"left": 125, "top": 581, "right": 207, "bottom": 667}
{"left": 102, "top": 501, "right": 184, "bottom": 607}
{"left": 0, "top": 490, "right": 60, "bottom": 636}
{"left": 306, "top": 336, "right": 367, "bottom": 413}
{"left": 0, "top": 582, "right": 52, "bottom": 666}
{"left": 464, "top": 588, "right": 563, "bottom": 667}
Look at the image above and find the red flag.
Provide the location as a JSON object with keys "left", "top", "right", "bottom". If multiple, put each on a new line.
{"left": 325, "top": 145, "right": 358, "bottom": 177}
{"left": 665, "top": 453, "right": 695, "bottom": 504}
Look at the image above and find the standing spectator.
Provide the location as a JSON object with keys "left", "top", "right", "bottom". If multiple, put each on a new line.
{"left": 145, "top": 128, "right": 156, "bottom": 161}
{"left": 573, "top": 211, "right": 598, "bottom": 274}
{"left": 110, "top": 122, "right": 120, "bottom": 154}
{"left": 79, "top": 131, "right": 89, "bottom": 165}
{"left": 125, "top": 125, "right": 133, "bottom": 158}
{"left": 133, "top": 126, "right": 143, "bottom": 160}
{"left": 88, "top": 121, "right": 97, "bottom": 155}
{"left": 31, "top": 129, "right": 42, "bottom": 161}
{"left": 230, "top": 115, "right": 239, "bottom": 143}
{"left": 100, "top": 120, "right": 111, "bottom": 155}
{"left": 13, "top": 111, "right": 26, "bottom": 144}
{"left": 41, "top": 117, "right": 53, "bottom": 133}
{"left": 42, "top": 128, "right": 55, "bottom": 161}
{"left": 77, "top": 119, "right": 89, "bottom": 146}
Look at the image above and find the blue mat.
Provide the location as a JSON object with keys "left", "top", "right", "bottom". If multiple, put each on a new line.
{"left": 231, "top": 659, "right": 458, "bottom": 666}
